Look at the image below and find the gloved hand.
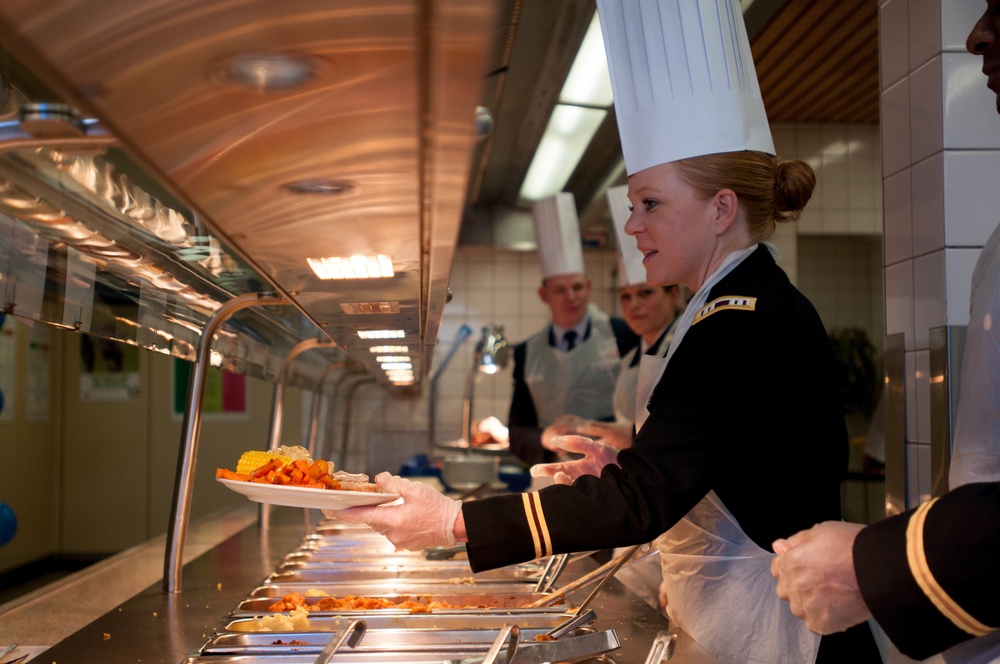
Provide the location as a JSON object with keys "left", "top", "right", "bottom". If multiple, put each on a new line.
{"left": 575, "top": 420, "right": 634, "bottom": 451}
{"left": 530, "top": 435, "right": 619, "bottom": 485}
{"left": 476, "top": 415, "right": 509, "bottom": 444}
{"left": 770, "top": 521, "right": 870, "bottom": 635}
{"left": 541, "top": 414, "right": 591, "bottom": 451}
{"left": 327, "top": 473, "right": 462, "bottom": 550}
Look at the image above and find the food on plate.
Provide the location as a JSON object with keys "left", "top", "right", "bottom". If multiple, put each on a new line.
{"left": 216, "top": 446, "right": 381, "bottom": 492}
{"left": 266, "top": 592, "right": 484, "bottom": 614}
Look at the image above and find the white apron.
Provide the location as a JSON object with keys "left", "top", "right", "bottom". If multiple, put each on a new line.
{"left": 638, "top": 245, "right": 821, "bottom": 664}
{"left": 614, "top": 319, "right": 677, "bottom": 425}
{"left": 524, "top": 304, "right": 621, "bottom": 427}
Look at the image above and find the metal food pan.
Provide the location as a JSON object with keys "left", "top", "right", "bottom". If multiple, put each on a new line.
{"left": 250, "top": 583, "right": 545, "bottom": 599}
{"left": 196, "top": 626, "right": 620, "bottom": 663}
{"left": 203, "top": 625, "right": 592, "bottom": 654}
{"left": 233, "top": 591, "right": 567, "bottom": 616}
{"left": 182, "top": 652, "right": 483, "bottom": 663}
{"left": 266, "top": 568, "right": 537, "bottom": 585}
{"left": 225, "top": 612, "right": 578, "bottom": 632}
{"left": 273, "top": 561, "right": 538, "bottom": 579}
{"left": 286, "top": 549, "right": 459, "bottom": 562}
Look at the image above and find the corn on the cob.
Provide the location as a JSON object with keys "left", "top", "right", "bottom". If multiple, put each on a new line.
{"left": 236, "top": 450, "right": 294, "bottom": 475}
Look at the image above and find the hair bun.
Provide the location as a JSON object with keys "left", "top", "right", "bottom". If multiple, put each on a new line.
{"left": 773, "top": 158, "right": 816, "bottom": 220}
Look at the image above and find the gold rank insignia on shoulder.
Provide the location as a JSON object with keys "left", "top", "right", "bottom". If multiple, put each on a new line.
{"left": 693, "top": 296, "right": 757, "bottom": 325}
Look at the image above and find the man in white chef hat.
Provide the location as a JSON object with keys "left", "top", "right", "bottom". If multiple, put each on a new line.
{"left": 503, "top": 191, "right": 638, "bottom": 465}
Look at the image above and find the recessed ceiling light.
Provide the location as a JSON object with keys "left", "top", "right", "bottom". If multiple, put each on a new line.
{"left": 308, "top": 255, "right": 394, "bottom": 280}
{"left": 282, "top": 179, "right": 354, "bottom": 195}
{"left": 370, "top": 345, "right": 408, "bottom": 353}
{"left": 211, "top": 53, "right": 320, "bottom": 91}
{"left": 358, "top": 330, "right": 405, "bottom": 340}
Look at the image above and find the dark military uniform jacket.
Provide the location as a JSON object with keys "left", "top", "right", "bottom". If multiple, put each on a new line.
{"left": 854, "top": 481, "right": 1000, "bottom": 660}
{"left": 467, "top": 246, "right": 881, "bottom": 659}
{"left": 465, "top": 246, "right": 847, "bottom": 565}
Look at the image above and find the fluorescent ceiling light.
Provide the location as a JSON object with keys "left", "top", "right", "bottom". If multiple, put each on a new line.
{"left": 381, "top": 362, "right": 413, "bottom": 371}
{"left": 308, "top": 255, "right": 394, "bottom": 280}
{"left": 519, "top": 105, "right": 606, "bottom": 202}
{"left": 517, "top": 12, "right": 614, "bottom": 203}
{"left": 560, "top": 14, "right": 613, "bottom": 106}
{"left": 358, "top": 329, "right": 405, "bottom": 339}
{"left": 376, "top": 355, "right": 410, "bottom": 363}
{"left": 370, "top": 345, "right": 408, "bottom": 353}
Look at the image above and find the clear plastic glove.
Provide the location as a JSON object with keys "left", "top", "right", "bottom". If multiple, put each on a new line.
{"left": 476, "top": 416, "right": 509, "bottom": 444}
{"left": 575, "top": 420, "right": 634, "bottom": 451}
{"left": 326, "top": 473, "right": 462, "bottom": 550}
{"left": 530, "top": 435, "right": 619, "bottom": 485}
{"left": 770, "top": 521, "right": 871, "bottom": 635}
{"left": 541, "top": 414, "right": 591, "bottom": 451}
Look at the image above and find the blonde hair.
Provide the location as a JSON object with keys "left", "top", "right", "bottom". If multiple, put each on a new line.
{"left": 672, "top": 151, "right": 816, "bottom": 243}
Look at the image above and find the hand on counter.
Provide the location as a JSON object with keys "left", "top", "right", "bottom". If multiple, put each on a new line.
{"left": 530, "top": 435, "right": 619, "bottom": 485}
{"left": 770, "top": 520, "right": 871, "bottom": 635}
{"left": 328, "top": 473, "right": 463, "bottom": 550}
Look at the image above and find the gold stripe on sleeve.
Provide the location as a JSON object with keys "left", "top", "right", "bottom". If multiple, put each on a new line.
{"left": 533, "top": 493, "right": 553, "bottom": 558}
{"left": 521, "top": 493, "right": 542, "bottom": 558}
{"left": 520, "top": 492, "right": 552, "bottom": 559}
{"left": 906, "top": 498, "right": 995, "bottom": 637}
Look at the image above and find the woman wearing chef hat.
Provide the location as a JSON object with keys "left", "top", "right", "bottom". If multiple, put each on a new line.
{"left": 333, "top": 0, "right": 877, "bottom": 660}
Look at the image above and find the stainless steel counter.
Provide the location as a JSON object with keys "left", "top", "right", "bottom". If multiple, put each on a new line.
{"left": 2, "top": 506, "right": 720, "bottom": 663}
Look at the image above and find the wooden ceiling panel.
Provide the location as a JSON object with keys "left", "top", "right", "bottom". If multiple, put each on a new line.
{"left": 752, "top": 0, "right": 880, "bottom": 124}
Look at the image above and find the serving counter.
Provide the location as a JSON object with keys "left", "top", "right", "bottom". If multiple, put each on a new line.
{"left": 0, "top": 505, "right": 720, "bottom": 663}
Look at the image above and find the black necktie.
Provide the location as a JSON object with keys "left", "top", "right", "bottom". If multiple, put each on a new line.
{"left": 564, "top": 330, "right": 578, "bottom": 351}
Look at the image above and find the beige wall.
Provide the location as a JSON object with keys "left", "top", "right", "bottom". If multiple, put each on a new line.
{"left": 1, "top": 320, "right": 304, "bottom": 572}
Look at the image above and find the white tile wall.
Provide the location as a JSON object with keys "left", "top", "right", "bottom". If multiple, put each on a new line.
{"left": 941, "top": 54, "right": 1000, "bottom": 150}
{"left": 773, "top": 123, "right": 882, "bottom": 236}
{"left": 881, "top": 0, "right": 910, "bottom": 88}
{"left": 883, "top": 168, "right": 913, "bottom": 264}
{"left": 909, "top": 0, "right": 941, "bottom": 70}
{"left": 883, "top": 80, "right": 914, "bottom": 180}
{"left": 910, "top": 57, "right": 944, "bottom": 163}
{"left": 943, "top": 151, "right": 1000, "bottom": 246}
{"left": 881, "top": 0, "right": 1000, "bottom": 509}
{"left": 911, "top": 154, "right": 945, "bottom": 256}
{"left": 943, "top": 1, "right": 980, "bottom": 52}
{"left": 797, "top": 236, "right": 884, "bottom": 347}
{"left": 912, "top": 250, "right": 947, "bottom": 349}
{"left": 945, "top": 247, "right": 980, "bottom": 326}
{"left": 885, "top": 260, "right": 916, "bottom": 350}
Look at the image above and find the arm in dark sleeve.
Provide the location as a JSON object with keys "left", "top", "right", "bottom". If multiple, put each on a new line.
{"left": 506, "top": 342, "right": 552, "bottom": 465}
{"left": 854, "top": 481, "right": 1000, "bottom": 660}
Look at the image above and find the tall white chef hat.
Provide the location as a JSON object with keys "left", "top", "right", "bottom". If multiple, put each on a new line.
{"left": 607, "top": 185, "right": 646, "bottom": 287}
{"left": 532, "top": 192, "right": 585, "bottom": 280}
{"left": 596, "top": 0, "right": 774, "bottom": 175}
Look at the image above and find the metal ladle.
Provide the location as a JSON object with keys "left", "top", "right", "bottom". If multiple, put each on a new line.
{"left": 542, "top": 543, "right": 642, "bottom": 638}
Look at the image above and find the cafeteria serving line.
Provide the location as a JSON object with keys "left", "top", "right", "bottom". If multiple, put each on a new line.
{"left": 0, "top": 0, "right": 993, "bottom": 662}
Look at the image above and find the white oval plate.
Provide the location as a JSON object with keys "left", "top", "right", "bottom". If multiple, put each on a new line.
{"left": 217, "top": 478, "right": 400, "bottom": 510}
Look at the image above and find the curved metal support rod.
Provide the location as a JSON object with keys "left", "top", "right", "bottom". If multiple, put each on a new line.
{"left": 307, "top": 362, "right": 348, "bottom": 460}
{"left": 267, "top": 338, "right": 339, "bottom": 451}
{"left": 338, "top": 375, "right": 375, "bottom": 472}
{"left": 163, "top": 292, "right": 289, "bottom": 594}
{"left": 317, "top": 368, "right": 364, "bottom": 462}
